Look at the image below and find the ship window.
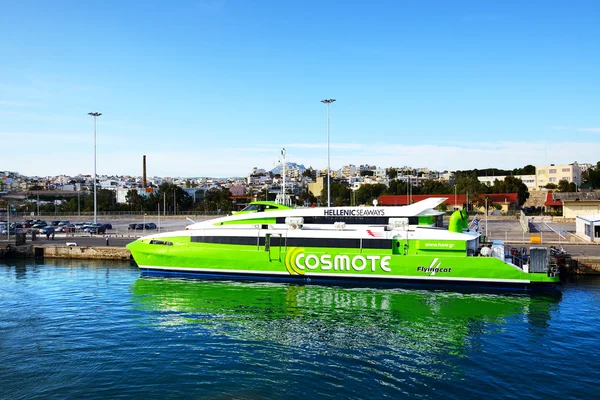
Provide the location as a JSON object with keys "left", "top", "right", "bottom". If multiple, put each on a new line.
{"left": 149, "top": 240, "right": 173, "bottom": 246}
{"left": 190, "top": 235, "right": 390, "bottom": 249}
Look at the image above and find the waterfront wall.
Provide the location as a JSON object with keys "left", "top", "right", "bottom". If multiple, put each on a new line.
{"left": 41, "top": 245, "right": 131, "bottom": 260}
{"left": 571, "top": 257, "right": 600, "bottom": 275}
{"left": 0, "top": 244, "right": 131, "bottom": 261}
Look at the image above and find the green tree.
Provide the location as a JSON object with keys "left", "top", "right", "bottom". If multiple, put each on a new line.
{"left": 303, "top": 168, "right": 315, "bottom": 178}
{"left": 200, "top": 188, "right": 233, "bottom": 213}
{"left": 319, "top": 183, "right": 351, "bottom": 206}
{"left": 556, "top": 180, "right": 575, "bottom": 193}
{"left": 355, "top": 183, "right": 387, "bottom": 205}
{"left": 384, "top": 179, "right": 408, "bottom": 195}
{"left": 360, "top": 170, "right": 374, "bottom": 177}
{"left": 522, "top": 164, "right": 536, "bottom": 175}
{"left": 296, "top": 189, "right": 317, "bottom": 206}
{"left": 454, "top": 172, "right": 488, "bottom": 196}
{"left": 419, "top": 180, "right": 453, "bottom": 195}
{"left": 386, "top": 168, "right": 398, "bottom": 179}
{"left": 151, "top": 183, "right": 193, "bottom": 213}
{"left": 126, "top": 189, "right": 144, "bottom": 212}
{"left": 582, "top": 161, "right": 600, "bottom": 189}
{"left": 490, "top": 176, "right": 529, "bottom": 206}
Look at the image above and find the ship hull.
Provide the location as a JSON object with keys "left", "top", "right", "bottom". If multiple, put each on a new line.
{"left": 127, "top": 238, "right": 560, "bottom": 292}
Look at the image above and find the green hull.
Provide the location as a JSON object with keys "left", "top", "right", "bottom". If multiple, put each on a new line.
{"left": 127, "top": 236, "right": 560, "bottom": 290}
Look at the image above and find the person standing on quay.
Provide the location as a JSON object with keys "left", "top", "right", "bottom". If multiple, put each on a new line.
{"left": 105, "top": 236, "right": 109, "bottom": 246}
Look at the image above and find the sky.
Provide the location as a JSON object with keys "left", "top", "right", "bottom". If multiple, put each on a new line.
{"left": 1, "top": 0, "right": 599, "bottom": 178}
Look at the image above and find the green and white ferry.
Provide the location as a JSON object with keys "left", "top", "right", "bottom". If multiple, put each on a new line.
{"left": 127, "top": 198, "right": 561, "bottom": 291}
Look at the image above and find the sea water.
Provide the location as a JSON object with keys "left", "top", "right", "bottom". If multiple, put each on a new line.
{"left": 1, "top": 259, "right": 599, "bottom": 400}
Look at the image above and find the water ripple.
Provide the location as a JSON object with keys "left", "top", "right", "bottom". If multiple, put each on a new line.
{"left": 1, "top": 262, "right": 599, "bottom": 399}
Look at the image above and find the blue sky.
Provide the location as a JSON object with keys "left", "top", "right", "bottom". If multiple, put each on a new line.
{"left": 1, "top": 0, "right": 599, "bottom": 178}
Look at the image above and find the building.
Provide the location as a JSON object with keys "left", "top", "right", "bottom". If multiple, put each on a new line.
{"left": 536, "top": 162, "right": 581, "bottom": 190}
{"left": 576, "top": 214, "right": 600, "bottom": 243}
{"left": 556, "top": 192, "right": 600, "bottom": 219}
{"left": 478, "top": 175, "right": 537, "bottom": 191}
{"left": 308, "top": 176, "right": 326, "bottom": 198}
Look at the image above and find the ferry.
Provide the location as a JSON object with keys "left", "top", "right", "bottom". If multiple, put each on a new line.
{"left": 126, "top": 198, "right": 561, "bottom": 291}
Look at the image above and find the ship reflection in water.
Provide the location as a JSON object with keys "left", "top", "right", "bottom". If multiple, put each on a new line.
{"left": 131, "top": 278, "right": 560, "bottom": 361}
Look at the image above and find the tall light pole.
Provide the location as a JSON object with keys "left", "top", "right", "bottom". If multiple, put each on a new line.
{"left": 321, "top": 99, "right": 336, "bottom": 207}
{"left": 88, "top": 112, "right": 102, "bottom": 224}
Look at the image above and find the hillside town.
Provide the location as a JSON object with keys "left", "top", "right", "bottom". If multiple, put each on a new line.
{"left": 2, "top": 159, "right": 599, "bottom": 220}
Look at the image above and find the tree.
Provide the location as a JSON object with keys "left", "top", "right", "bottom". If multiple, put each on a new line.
{"left": 419, "top": 180, "right": 453, "bottom": 195}
{"left": 354, "top": 183, "right": 387, "bottom": 205}
{"left": 385, "top": 179, "right": 408, "bottom": 195}
{"left": 303, "top": 168, "right": 315, "bottom": 178}
{"left": 387, "top": 168, "right": 398, "bottom": 179}
{"left": 556, "top": 180, "right": 576, "bottom": 193}
{"left": 126, "top": 189, "right": 144, "bottom": 212}
{"left": 522, "top": 164, "right": 536, "bottom": 175}
{"left": 319, "top": 183, "right": 351, "bottom": 206}
{"left": 360, "top": 170, "right": 374, "bottom": 177}
{"left": 582, "top": 161, "right": 600, "bottom": 189}
{"left": 490, "top": 176, "right": 529, "bottom": 206}
{"left": 200, "top": 188, "right": 233, "bottom": 213}
{"left": 454, "top": 172, "right": 488, "bottom": 196}
{"left": 296, "top": 189, "right": 317, "bottom": 206}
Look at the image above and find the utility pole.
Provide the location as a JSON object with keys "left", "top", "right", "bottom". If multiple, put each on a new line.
{"left": 321, "top": 99, "right": 336, "bottom": 207}
{"left": 88, "top": 112, "right": 102, "bottom": 224}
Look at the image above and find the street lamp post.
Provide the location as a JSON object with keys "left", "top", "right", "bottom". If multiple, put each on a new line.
{"left": 88, "top": 112, "right": 102, "bottom": 224}
{"left": 321, "top": 99, "right": 336, "bottom": 207}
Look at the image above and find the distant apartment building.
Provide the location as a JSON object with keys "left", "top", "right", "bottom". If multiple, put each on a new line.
{"left": 536, "top": 162, "right": 581, "bottom": 190}
{"left": 340, "top": 164, "right": 357, "bottom": 177}
{"left": 478, "top": 175, "right": 537, "bottom": 191}
{"left": 374, "top": 168, "right": 387, "bottom": 179}
{"left": 437, "top": 171, "right": 455, "bottom": 185}
{"left": 308, "top": 176, "right": 326, "bottom": 197}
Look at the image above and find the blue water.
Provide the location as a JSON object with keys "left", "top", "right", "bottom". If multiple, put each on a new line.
{"left": 1, "top": 259, "right": 599, "bottom": 400}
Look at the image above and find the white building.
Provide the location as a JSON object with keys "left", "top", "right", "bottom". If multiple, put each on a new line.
{"left": 576, "top": 214, "right": 600, "bottom": 243}
{"left": 478, "top": 175, "right": 537, "bottom": 191}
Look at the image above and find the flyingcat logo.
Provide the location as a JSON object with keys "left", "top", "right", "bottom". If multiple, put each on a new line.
{"left": 416, "top": 258, "right": 452, "bottom": 275}
{"left": 284, "top": 248, "right": 392, "bottom": 276}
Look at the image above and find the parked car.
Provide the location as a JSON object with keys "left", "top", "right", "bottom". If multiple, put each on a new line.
{"left": 74, "top": 223, "right": 87, "bottom": 231}
{"left": 57, "top": 220, "right": 70, "bottom": 226}
{"left": 128, "top": 223, "right": 138, "bottom": 230}
{"left": 57, "top": 224, "right": 75, "bottom": 233}
{"left": 85, "top": 224, "right": 106, "bottom": 234}
{"left": 40, "top": 226, "right": 55, "bottom": 234}
{"left": 32, "top": 221, "right": 48, "bottom": 229}
{"left": 50, "top": 220, "right": 61, "bottom": 226}
{"left": 102, "top": 223, "right": 113, "bottom": 230}
{"left": 144, "top": 222, "right": 157, "bottom": 230}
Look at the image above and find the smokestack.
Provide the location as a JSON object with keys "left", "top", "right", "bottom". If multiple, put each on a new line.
{"left": 143, "top": 155, "right": 147, "bottom": 188}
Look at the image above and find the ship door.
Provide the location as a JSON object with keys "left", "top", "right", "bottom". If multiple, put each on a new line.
{"left": 393, "top": 239, "right": 409, "bottom": 255}
{"left": 266, "top": 233, "right": 283, "bottom": 262}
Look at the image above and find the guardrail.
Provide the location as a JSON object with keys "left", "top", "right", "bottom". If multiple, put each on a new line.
{"left": 520, "top": 210, "right": 529, "bottom": 233}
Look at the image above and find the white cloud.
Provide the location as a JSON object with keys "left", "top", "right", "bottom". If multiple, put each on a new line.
{"left": 4, "top": 139, "right": 599, "bottom": 178}
{"left": 578, "top": 128, "right": 600, "bottom": 133}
